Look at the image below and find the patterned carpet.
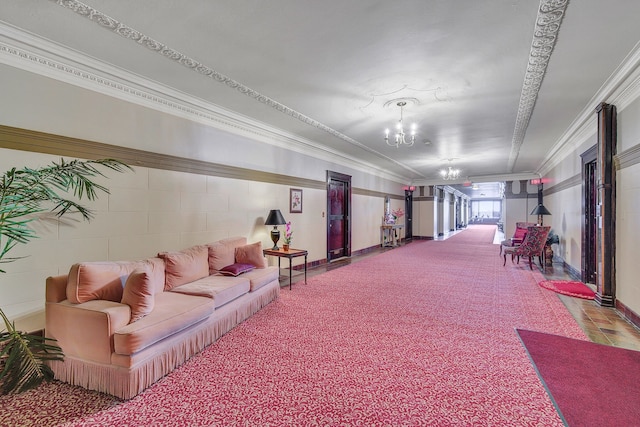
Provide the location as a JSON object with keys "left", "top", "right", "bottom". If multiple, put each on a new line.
{"left": 0, "top": 225, "right": 587, "bottom": 426}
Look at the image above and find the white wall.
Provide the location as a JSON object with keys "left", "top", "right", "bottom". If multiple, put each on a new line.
{"left": 615, "top": 97, "right": 640, "bottom": 316}
{"left": 0, "top": 63, "right": 408, "bottom": 319}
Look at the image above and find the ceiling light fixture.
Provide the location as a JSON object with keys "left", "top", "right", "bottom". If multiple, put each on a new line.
{"left": 385, "top": 101, "right": 416, "bottom": 147}
{"left": 440, "top": 161, "right": 461, "bottom": 181}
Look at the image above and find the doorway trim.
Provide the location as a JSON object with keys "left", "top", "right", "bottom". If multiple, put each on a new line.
{"left": 326, "top": 171, "right": 352, "bottom": 262}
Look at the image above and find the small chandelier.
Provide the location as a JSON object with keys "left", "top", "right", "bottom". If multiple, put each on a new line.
{"left": 440, "top": 163, "right": 461, "bottom": 180}
{"left": 385, "top": 101, "right": 416, "bottom": 147}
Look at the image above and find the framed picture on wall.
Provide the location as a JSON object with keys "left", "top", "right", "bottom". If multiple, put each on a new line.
{"left": 290, "top": 188, "right": 303, "bottom": 213}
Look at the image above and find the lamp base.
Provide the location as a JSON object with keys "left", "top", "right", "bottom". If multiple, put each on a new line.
{"left": 270, "top": 227, "right": 280, "bottom": 250}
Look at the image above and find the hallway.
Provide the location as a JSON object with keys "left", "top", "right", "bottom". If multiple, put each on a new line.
{"left": 293, "top": 227, "right": 640, "bottom": 351}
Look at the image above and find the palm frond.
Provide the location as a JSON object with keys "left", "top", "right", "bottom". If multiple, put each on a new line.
{"left": 0, "top": 310, "right": 64, "bottom": 394}
{"left": 0, "top": 158, "right": 131, "bottom": 264}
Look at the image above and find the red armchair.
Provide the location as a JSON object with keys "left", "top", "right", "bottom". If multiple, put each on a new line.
{"left": 503, "top": 226, "right": 551, "bottom": 270}
{"left": 499, "top": 222, "right": 536, "bottom": 255}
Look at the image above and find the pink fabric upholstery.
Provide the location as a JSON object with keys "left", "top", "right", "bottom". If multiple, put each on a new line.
{"left": 113, "top": 292, "right": 214, "bottom": 356}
{"left": 513, "top": 228, "right": 527, "bottom": 240}
{"left": 170, "top": 275, "right": 250, "bottom": 308}
{"left": 207, "top": 236, "right": 247, "bottom": 273}
{"left": 158, "top": 245, "right": 209, "bottom": 290}
{"left": 207, "top": 242, "right": 237, "bottom": 273}
{"left": 235, "top": 241, "right": 267, "bottom": 268}
{"left": 46, "top": 299, "right": 130, "bottom": 364}
{"left": 66, "top": 258, "right": 165, "bottom": 304}
{"left": 242, "top": 267, "right": 280, "bottom": 292}
{"left": 121, "top": 268, "right": 156, "bottom": 323}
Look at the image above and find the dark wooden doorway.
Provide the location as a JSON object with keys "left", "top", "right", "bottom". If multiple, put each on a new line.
{"left": 327, "top": 171, "right": 351, "bottom": 262}
{"left": 581, "top": 145, "right": 597, "bottom": 285}
{"left": 404, "top": 189, "right": 413, "bottom": 240}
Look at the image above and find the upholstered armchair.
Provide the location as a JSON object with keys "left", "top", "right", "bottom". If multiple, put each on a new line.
{"left": 503, "top": 226, "right": 551, "bottom": 270}
{"left": 499, "top": 222, "right": 536, "bottom": 255}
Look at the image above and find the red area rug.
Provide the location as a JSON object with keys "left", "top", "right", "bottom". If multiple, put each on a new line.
{"left": 539, "top": 280, "right": 596, "bottom": 299}
{"left": 0, "top": 225, "right": 586, "bottom": 426}
{"left": 517, "top": 329, "right": 640, "bottom": 426}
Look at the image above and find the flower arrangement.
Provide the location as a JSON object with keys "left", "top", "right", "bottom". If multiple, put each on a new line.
{"left": 392, "top": 208, "right": 405, "bottom": 219}
{"left": 284, "top": 221, "right": 293, "bottom": 245}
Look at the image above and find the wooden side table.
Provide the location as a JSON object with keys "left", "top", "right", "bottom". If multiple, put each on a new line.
{"left": 262, "top": 248, "right": 308, "bottom": 290}
{"left": 380, "top": 224, "right": 404, "bottom": 247}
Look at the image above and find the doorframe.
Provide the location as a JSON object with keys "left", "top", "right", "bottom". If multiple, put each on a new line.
{"left": 581, "top": 144, "right": 597, "bottom": 285}
{"left": 326, "top": 170, "right": 352, "bottom": 262}
{"left": 404, "top": 189, "right": 413, "bottom": 240}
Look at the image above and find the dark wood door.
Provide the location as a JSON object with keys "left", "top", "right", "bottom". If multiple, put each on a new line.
{"left": 404, "top": 190, "right": 413, "bottom": 240}
{"left": 327, "top": 171, "right": 351, "bottom": 262}
{"left": 582, "top": 147, "right": 598, "bottom": 285}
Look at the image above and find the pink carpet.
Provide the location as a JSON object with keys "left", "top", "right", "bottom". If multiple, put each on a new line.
{"left": 539, "top": 280, "right": 596, "bottom": 299}
{"left": 517, "top": 329, "right": 640, "bottom": 426}
{"left": 0, "top": 225, "right": 587, "bottom": 426}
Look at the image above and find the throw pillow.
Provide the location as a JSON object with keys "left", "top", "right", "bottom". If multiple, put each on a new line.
{"left": 235, "top": 241, "right": 266, "bottom": 268}
{"left": 207, "top": 241, "right": 236, "bottom": 273}
{"left": 121, "top": 268, "right": 155, "bottom": 323}
{"left": 158, "top": 245, "right": 209, "bottom": 290}
{"left": 67, "top": 261, "right": 128, "bottom": 304}
{"left": 219, "top": 263, "right": 255, "bottom": 277}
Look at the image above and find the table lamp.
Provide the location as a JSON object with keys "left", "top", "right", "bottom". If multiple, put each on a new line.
{"left": 265, "top": 209, "right": 286, "bottom": 249}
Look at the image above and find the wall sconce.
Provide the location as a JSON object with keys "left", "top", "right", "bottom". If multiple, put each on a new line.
{"left": 265, "top": 209, "right": 286, "bottom": 249}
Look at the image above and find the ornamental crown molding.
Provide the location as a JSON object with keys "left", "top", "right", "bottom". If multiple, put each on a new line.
{"left": 537, "top": 39, "right": 640, "bottom": 176}
{"left": 508, "top": 0, "right": 569, "bottom": 172}
{"left": 42, "top": 0, "right": 424, "bottom": 180}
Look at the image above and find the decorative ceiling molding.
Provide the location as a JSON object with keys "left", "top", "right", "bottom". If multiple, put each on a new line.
{"left": 48, "top": 0, "right": 425, "bottom": 179}
{"left": 508, "top": 0, "right": 569, "bottom": 172}
{"left": 537, "top": 40, "right": 640, "bottom": 176}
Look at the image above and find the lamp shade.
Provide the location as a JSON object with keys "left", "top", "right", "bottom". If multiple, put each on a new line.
{"left": 265, "top": 209, "right": 286, "bottom": 225}
{"left": 530, "top": 204, "right": 552, "bottom": 216}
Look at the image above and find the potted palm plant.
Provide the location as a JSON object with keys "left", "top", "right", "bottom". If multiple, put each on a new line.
{"left": 0, "top": 157, "right": 130, "bottom": 394}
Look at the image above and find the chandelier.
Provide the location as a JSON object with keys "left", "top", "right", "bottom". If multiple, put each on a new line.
{"left": 440, "top": 163, "right": 461, "bottom": 180}
{"left": 384, "top": 101, "right": 416, "bottom": 147}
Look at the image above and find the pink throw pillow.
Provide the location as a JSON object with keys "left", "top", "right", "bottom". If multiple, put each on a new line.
{"left": 121, "top": 268, "right": 155, "bottom": 323}
{"left": 67, "top": 262, "right": 127, "bottom": 304}
{"left": 235, "top": 241, "right": 265, "bottom": 268}
{"left": 158, "top": 245, "right": 209, "bottom": 291}
{"left": 207, "top": 242, "right": 236, "bottom": 274}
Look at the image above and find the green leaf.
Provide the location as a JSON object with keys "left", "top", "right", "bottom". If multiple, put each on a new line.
{"left": 0, "top": 310, "right": 64, "bottom": 394}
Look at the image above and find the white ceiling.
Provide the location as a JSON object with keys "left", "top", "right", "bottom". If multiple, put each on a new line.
{"left": 2, "top": 0, "right": 640, "bottom": 185}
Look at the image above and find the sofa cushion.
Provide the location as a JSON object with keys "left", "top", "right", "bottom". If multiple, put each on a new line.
{"left": 67, "top": 258, "right": 165, "bottom": 304}
{"left": 169, "top": 275, "right": 250, "bottom": 308}
{"left": 158, "top": 245, "right": 209, "bottom": 291}
{"left": 242, "top": 266, "right": 280, "bottom": 292}
{"left": 113, "top": 292, "right": 215, "bottom": 356}
{"left": 235, "top": 241, "right": 266, "bottom": 268}
{"left": 121, "top": 268, "right": 155, "bottom": 323}
{"left": 207, "top": 242, "right": 236, "bottom": 273}
{"left": 219, "top": 263, "right": 255, "bottom": 276}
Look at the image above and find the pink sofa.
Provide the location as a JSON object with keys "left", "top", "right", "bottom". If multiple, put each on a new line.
{"left": 45, "top": 236, "right": 280, "bottom": 400}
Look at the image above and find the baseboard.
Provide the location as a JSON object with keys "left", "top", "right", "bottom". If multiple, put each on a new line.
{"left": 413, "top": 235, "right": 434, "bottom": 240}
{"left": 615, "top": 300, "right": 640, "bottom": 331}
{"left": 561, "top": 260, "right": 582, "bottom": 281}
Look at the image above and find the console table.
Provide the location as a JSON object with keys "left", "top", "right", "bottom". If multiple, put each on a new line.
{"left": 262, "top": 248, "right": 308, "bottom": 290}
{"left": 381, "top": 224, "right": 404, "bottom": 247}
